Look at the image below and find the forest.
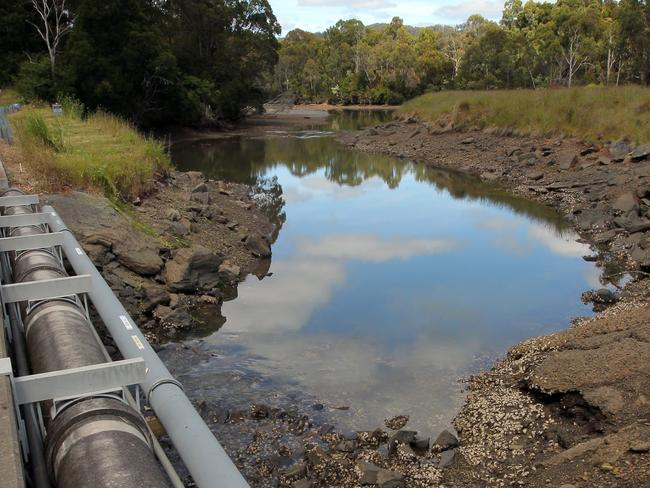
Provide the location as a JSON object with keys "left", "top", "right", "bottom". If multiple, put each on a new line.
{"left": 1, "top": 1, "right": 649, "bottom": 123}
{"left": 274, "top": 0, "right": 650, "bottom": 104}
{"left": 0, "top": 0, "right": 281, "bottom": 125}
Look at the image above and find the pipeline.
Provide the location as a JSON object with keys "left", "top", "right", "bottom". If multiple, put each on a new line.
{"left": 1, "top": 189, "right": 169, "bottom": 488}
{"left": 44, "top": 206, "right": 250, "bottom": 488}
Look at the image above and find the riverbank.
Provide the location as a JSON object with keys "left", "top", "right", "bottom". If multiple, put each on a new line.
{"left": 0, "top": 140, "right": 277, "bottom": 346}
{"left": 338, "top": 120, "right": 650, "bottom": 486}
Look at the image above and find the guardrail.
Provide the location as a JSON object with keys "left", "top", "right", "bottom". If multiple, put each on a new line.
{"left": 0, "top": 104, "right": 20, "bottom": 144}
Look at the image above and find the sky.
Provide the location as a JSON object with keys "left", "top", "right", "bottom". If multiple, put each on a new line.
{"left": 270, "top": 0, "right": 506, "bottom": 33}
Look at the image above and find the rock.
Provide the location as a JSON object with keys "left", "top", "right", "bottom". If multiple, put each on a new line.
{"left": 292, "top": 479, "right": 312, "bottom": 488}
{"left": 527, "top": 170, "right": 544, "bottom": 181}
{"left": 388, "top": 430, "right": 417, "bottom": 456}
{"left": 630, "top": 440, "right": 650, "bottom": 453}
{"left": 558, "top": 153, "right": 579, "bottom": 170}
{"left": 410, "top": 436, "right": 430, "bottom": 450}
{"left": 84, "top": 243, "right": 114, "bottom": 266}
{"left": 630, "top": 144, "right": 650, "bottom": 161}
{"left": 609, "top": 139, "right": 633, "bottom": 161}
{"left": 461, "top": 137, "right": 475, "bottom": 144}
{"left": 596, "top": 288, "right": 617, "bottom": 303}
{"left": 628, "top": 220, "right": 650, "bottom": 233}
{"left": 335, "top": 439, "right": 356, "bottom": 452}
{"left": 218, "top": 262, "right": 241, "bottom": 282}
{"left": 377, "top": 468, "right": 404, "bottom": 488}
{"left": 159, "top": 307, "right": 193, "bottom": 330}
{"left": 168, "top": 220, "right": 190, "bottom": 237}
{"left": 164, "top": 246, "right": 223, "bottom": 293}
{"left": 165, "top": 208, "right": 181, "bottom": 221}
{"left": 384, "top": 415, "right": 409, "bottom": 430}
{"left": 143, "top": 286, "right": 171, "bottom": 312}
{"left": 114, "top": 246, "right": 163, "bottom": 276}
{"left": 191, "top": 182, "right": 208, "bottom": 193}
{"left": 613, "top": 192, "right": 639, "bottom": 213}
{"left": 433, "top": 429, "right": 459, "bottom": 451}
{"left": 245, "top": 235, "right": 271, "bottom": 258}
{"left": 169, "top": 293, "right": 179, "bottom": 309}
{"left": 190, "top": 192, "right": 210, "bottom": 205}
{"left": 358, "top": 461, "right": 381, "bottom": 484}
{"left": 438, "top": 449, "right": 456, "bottom": 468}
{"left": 153, "top": 305, "right": 173, "bottom": 320}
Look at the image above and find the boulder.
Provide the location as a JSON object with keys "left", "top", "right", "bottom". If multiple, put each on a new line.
{"left": 168, "top": 220, "right": 191, "bottom": 237}
{"left": 438, "top": 449, "right": 456, "bottom": 468}
{"left": 245, "top": 235, "right": 272, "bottom": 258}
{"left": 433, "top": 429, "right": 459, "bottom": 451}
{"left": 191, "top": 182, "right": 208, "bottom": 193}
{"left": 164, "top": 246, "right": 223, "bottom": 292}
{"left": 609, "top": 139, "right": 633, "bottom": 161}
{"left": 377, "top": 469, "right": 404, "bottom": 488}
{"left": 113, "top": 244, "right": 163, "bottom": 276}
{"left": 165, "top": 208, "right": 181, "bottom": 222}
{"left": 218, "top": 262, "right": 241, "bottom": 282}
{"left": 558, "top": 153, "right": 579, "bottom": 170}
{"left": 190, "top": 192, "right": 210, "bottom": 205}
{"left": 630, "top": 144, "right": 650, "bottom": 161}
{"left": 143, "top": 286, "right": 171, "bottom": 312}
{"left": 613, "top": 192, "right": 639, "bottom": 213}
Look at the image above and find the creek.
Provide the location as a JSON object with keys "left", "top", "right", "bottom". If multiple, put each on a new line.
{"left": 164, "top": 110, "right": 603, "bottom": 437}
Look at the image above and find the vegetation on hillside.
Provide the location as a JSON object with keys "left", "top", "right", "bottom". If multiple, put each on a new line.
{"left": 273, "top": 0, "right": 650, "bottom": 104}
{"left": 1, "top": 0, "right": 280, "bottom": 126}
{"left": 400, "top": 86, "right": 650, "bottom": 143}
{"left": 9, "top": 100, "right": 170, "bottom": 199}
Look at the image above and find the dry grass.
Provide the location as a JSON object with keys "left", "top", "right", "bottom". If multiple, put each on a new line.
{"left": 400, "top": 86, "right": 650, "bottom": 144}
{"left": 8, "top": 104, "right": 171, "bottom": 200}
{"left": 0, "top": 88, "right": 20, "bottom": 106}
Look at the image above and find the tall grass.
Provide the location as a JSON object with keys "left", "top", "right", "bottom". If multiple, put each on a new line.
{"left": 0, "top": 88, "right": 20, "bottom": 106}
{"left": 9, "top": 104, "right": 171, "bottom": 200}
{"left": 400, "top": 86, "right": 650, "bottom": 144}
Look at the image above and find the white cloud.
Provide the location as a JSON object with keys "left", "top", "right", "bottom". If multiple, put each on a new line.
{"left": 223, "top": 233, "right": 460, "bottom": 333}
{"left": 298, "top": 0, "right": 396, "bottom": 8}
{"left": 527, "top": 224, "right": 590, "bottom": 258}
{"left": 298, "top": 234, "right": 461, "bottom": 261}
{"left": 433, "top": 0, "right": 503, "bottom": 23}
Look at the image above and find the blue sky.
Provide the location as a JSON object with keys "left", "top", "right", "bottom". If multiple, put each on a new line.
{"left": 270, "top": 0, "right": 505, "bottom": 33}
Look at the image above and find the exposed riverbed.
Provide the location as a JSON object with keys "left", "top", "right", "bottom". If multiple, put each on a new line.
{"left": 163, "top": 111, "right": 605, "bottom": 443}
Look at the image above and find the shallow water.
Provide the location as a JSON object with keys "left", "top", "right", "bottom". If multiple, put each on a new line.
{"left": 166, "top": 111, "right": 604, "bottom": 436}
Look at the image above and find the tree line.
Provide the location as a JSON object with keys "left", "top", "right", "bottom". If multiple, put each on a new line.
{"left": 0, "top": 0, "right": 280, "bottom": 125}
{"left": 272, "top": 0, "right": 650, "bottom": 105}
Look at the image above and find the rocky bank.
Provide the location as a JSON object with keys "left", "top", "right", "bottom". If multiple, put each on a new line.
{"left": 41, "top": 170, "right": 276, "bottom": 344}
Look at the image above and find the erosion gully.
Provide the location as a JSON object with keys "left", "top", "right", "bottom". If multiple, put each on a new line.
{"left": 160, "top": 110, "right": 611, "bottom": 481}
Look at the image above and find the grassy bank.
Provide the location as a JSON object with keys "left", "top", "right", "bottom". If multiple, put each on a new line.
{"left": 0, "top": 88, "right": 20, "bottom": 106}
{"left": 400, "top": 86, "right": 650, "bottom": 144}
{"left": 8, "top": 101, "right": 171, "bottom": 200}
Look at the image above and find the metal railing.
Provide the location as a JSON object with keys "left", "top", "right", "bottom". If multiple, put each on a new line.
{"left": 0, "top": 104, "right": 20, "bottom": 144}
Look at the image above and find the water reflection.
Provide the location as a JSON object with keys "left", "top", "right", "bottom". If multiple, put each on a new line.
{"left": 169, "top": 113, "right": 603, "bottom": 435}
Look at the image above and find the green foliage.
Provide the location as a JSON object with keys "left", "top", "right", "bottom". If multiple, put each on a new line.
{"left": 15, "top": 56, "right": 56, "bottom": 102}
{"left": 2, "top": 0, "right": 280, "bottom": 126}
{"left": 401, "top": 86, "right": 650, "bottom": 143}
{"left": 19, "top": 111, "right": 64, "bottom": 151}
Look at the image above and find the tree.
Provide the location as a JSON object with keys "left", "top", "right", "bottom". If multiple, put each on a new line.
{"left": 29, "top": 0, "right": 73, "bottom": 76}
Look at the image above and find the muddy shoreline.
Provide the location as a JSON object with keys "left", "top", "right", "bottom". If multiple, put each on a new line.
{"left": 336, "top": 120, "right": 650, "bottom": 486}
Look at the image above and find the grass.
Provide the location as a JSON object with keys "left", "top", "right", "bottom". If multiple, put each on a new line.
{"left": 0, "top": 87, "right": 20, "bottom": 105}
{"left": 9, "top": 101, "right": 171, "bottom": 200}
{"left": 400, "top": 86, "right": 650, "bottom": 144}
